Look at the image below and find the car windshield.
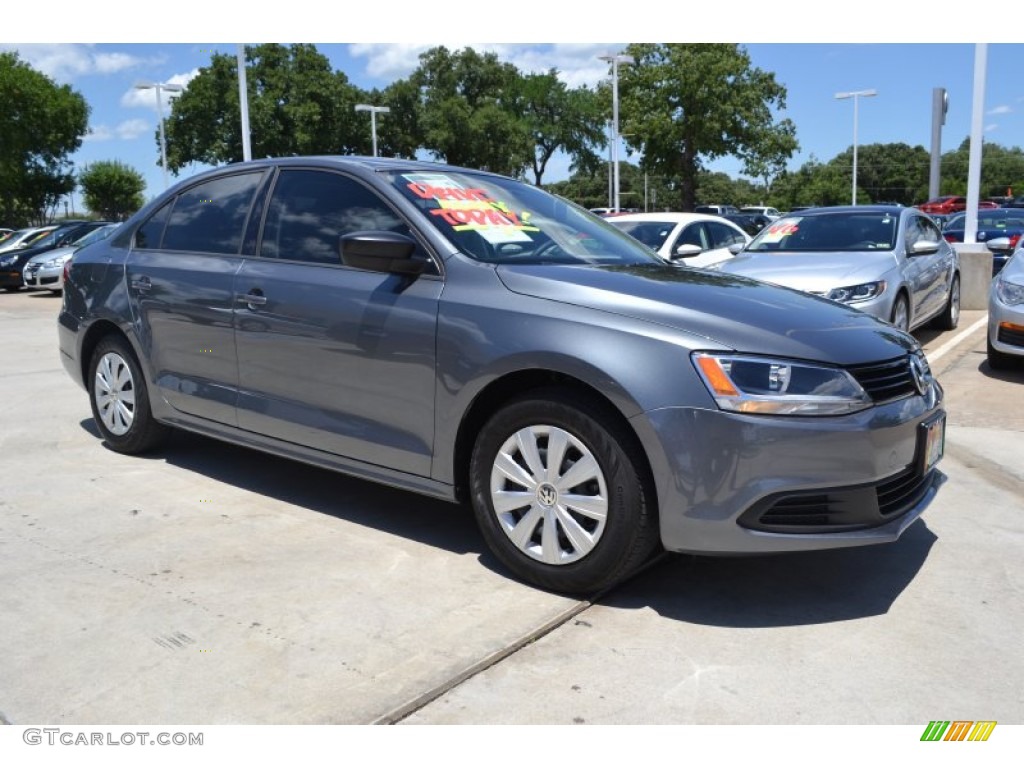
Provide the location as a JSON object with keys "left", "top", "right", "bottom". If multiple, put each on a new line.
{"left": 606, "top": 220, "right": 677, "bottom": 251}
{"left": 387, "top": 170, "right": 662, "bottom": 266}
{"left": 746, "top": 213, "right": 899, "bottom": 252}
{"left": 74, "top": 224, "right": 118, "bottom": 248}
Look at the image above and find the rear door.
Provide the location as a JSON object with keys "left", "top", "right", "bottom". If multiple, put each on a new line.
{"left": 125, "top": 170, "right": 266, "bottom": 425}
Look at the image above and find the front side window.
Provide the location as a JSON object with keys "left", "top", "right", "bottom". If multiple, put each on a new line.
{"left": 673, "top": 223, "right": 708, "bottom": 252}
{"left": 608, "top": 220, "right": 676, "bottom": 252}
{"left": 160, "top": 172, "right": 263, "bottom": 255}
{"left": 387, "top": 170, "right": 661, "bottom": 266}
{"left": 706, "top": 220, "right": 746, "bottom": 248}
{"left": 260, "top": 169, "right": 430, "bottom": 267}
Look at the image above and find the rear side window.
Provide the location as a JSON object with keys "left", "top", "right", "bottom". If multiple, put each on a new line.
{"left": 260, "top": 169, "right": 428, "bottom": 266}
{"left": 160, "top": 172, "right": 263, "bottom": 254}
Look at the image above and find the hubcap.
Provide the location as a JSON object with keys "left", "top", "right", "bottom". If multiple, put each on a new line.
{"left": 489, "top": 425, "right": 608, "bottom": 565}
{"left": 94, "top": 352, "right": 136, "bottom": 436}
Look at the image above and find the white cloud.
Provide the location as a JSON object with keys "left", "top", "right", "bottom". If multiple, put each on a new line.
{"left": 117, "top": 118, "right": 151, "bottom": 140}
{"left": 985, "top": 123, "right": 999, "bottom": 133}
{"left": 121, "top": 68, "right": 199, "bottom": 110}
{"left": 347, "top": 43, "right": 621, "bottom": 89}
{"left": 83, "top": 125, "right": 113, "bottom": 142}
{"left": 987, "top": 105, "right": 1012, "bottom": 115}
{"left": 0, "top": 44, "right": 147, "bottom": 82}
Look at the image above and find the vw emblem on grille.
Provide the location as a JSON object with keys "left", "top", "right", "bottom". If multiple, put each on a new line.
{"left": 909, "top": 354, "right": 930, "bottom": 397}
{"left": 537, "top": 483, "right": 558, "bottom": 507}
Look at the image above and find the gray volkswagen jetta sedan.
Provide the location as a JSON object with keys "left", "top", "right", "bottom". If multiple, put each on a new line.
{"left": 59, "top": 157, "right": 946, "bottom": 593}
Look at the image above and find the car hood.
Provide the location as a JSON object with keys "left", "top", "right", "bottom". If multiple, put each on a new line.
{"left": 26, "top": 246, "right": 74, "bottom": 265}
{"left": 714, "top": 250, "right": 896, "bottom": 292}
{"left": 495, "top": 263, "right": 916, "bottom": 366}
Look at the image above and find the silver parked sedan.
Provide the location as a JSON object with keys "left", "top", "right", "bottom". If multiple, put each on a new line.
{"left": 714, "top": 206, "right": 961, "bottom": 332}
{"left": 987, "top": 247, "right": 1024, "bottom": 369}
{"left": 58, "top": 159, "right": 946, "bottom": 594}
{"left": 23, "top": 223, "right": 119, "bottom": 292}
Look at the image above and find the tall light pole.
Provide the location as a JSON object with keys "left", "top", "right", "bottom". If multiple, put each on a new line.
{"left": 237, "top": 45, "right": 252, "bottom": 162}
{"left": 135, "top": 81, "right": 184, "bottom": 189}
{"left": 599, "top": 52, "right": 634, "bottom": 212}
{"left": 355, "top": 104, "right": 390, "bottom": 157}
{"left": 835, "top": 89, "right": 877, "bottom": 205}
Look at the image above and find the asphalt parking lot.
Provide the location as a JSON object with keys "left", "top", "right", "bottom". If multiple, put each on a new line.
{"left": 1, "top": 289, "right": 1022, "bottom": 725}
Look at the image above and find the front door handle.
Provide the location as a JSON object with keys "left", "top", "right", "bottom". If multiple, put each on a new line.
{"left": 240, "top": 289, "right": 267, "bottom": 309}
{"left": 129, "top": 276, "right": 152, "bottom": 292}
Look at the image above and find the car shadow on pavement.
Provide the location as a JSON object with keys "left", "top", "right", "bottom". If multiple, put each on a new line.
{"left": 978, "top": 359, "right": 1024, "bottom": 381}
{"left": 79, "top": 419, "right": 490, "bottom": 560}
{"left": 604, "top": 520, "right": 937, "bottom": 627}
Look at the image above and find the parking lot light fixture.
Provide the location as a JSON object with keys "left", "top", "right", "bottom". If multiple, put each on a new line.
{"left": 355, "top": 104, "right": 391, "bottom": 157}
{"left": 598, "top": 53, "right": 635, "bottom": 212}
{"left": 135, "top": 81, "right": 184, "bottom": 189}
{"left": 835, "top": 89, "right": 877, "bottom": 205}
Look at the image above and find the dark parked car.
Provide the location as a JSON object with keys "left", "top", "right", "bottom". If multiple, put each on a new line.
{"left": 59, "top": 157, "right": 946, "bottom": 593}
{"left": 723, "top": 212, "right": 771, "bottom": 236}
{"left": 0, "top": 221, "right": 107, "bottom": 291}
{"left": 941, "top": 209, "right": 1024, "bottom": 274}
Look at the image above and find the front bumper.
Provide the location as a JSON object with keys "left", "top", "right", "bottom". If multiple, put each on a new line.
{"left": 631, "top": 384, "right": 945, "bottom": 555}
{"left": 989, "top": 290, "right": 1024, "bottom": 359}
{"left": 23, "top": 264, "right": 62, "bottom": 289}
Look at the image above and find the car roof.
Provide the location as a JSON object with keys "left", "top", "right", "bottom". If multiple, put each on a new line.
{"left": 784, "top": 205, "right": 907, "bottom": 217}
{"left": 605, "top": 212, "right": 735, "bottom": 224}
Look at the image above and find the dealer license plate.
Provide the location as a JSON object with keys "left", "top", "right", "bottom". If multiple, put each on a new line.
{"left": 920, "top": 412, "right": 945, "bottom": 474}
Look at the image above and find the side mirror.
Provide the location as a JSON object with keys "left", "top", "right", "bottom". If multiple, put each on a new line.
{"left": 985, "top": 237, "right": 1013, "bottom": 253}
{"left": 728, "top": 242, "right": 745, "bottom": 255}
{"left": 341, "top": 231, "right": 424, "bottom": 275}
{"left": 910, "top": 239, "right": 940, "bottom": 256}
{"left": 672, "top": 243, "right": 703, "bottom": 260}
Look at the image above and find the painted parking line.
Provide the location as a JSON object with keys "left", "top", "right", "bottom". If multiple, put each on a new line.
{"left": 926, "top": 315, "right": 987, "bottom": 365}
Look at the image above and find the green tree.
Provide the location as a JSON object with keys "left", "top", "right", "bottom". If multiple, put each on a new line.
{"left": 406, "top": 46, "right": 532, "bottom": 176}
{"left": 518, "top": 71, "right": 606, "bottom": 185}
{"left": 164, "top": 44, "right": 368, "bottom": 173}
{"left": 827, "top": 142, "right": 930, "bottom": 205}
{"left": 0, "top": 51, "right": 89, "bottom": 226}
{"left": 939, "top": 138, "right": 1024, "bottom": 200}
{"left": 616, "top": 44, "right": 797, "bottom": 211}
{"left": 79, "top": 161, "right": 146, "bottom": 220}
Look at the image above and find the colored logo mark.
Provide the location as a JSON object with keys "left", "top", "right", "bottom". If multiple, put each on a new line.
{"left": 921, "top": 721, "right": 997, "bottom": 742}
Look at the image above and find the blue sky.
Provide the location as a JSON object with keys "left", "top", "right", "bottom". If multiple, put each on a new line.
{"left": 5, "top": 4, "right": 1024, "bottom": 207}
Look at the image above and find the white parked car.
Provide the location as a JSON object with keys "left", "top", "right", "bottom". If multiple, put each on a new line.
{"left": 741, "top": 206, "right": 782, "bottom": 221}
{"left": 606, "top": 212, "right": 750, "bottom": 268}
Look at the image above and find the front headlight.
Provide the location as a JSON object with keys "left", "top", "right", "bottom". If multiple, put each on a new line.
{"left": 827, "top": 281, "right": 886, "bottom": 304}
{"left": 692, "top": 353, "right": 872, "bottom": 416}
{"left": 43, "top": 257, "right": 65, "bottom": 268}
{"left": 995, "top": 276, "right": 1024, "bottom": 306}
{"left": 0, "top": 255, "right": 16, "bottom": 268}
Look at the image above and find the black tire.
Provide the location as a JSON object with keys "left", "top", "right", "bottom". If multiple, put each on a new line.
{"left": 933, "top": 274, "right": 960, "bottom": 331}
{"left": 3, "top": 285, "right": 21, "bottom": 293}
{"left": 987, "top": 338, "right": 1019, "bottom": 371}
{"left": 469, "top": 389, "right": 659, "bottom": 594}
{"left": 890, "top": 293, "right": 910, "bottom": 332}
{"left": 87, "top": 335, "right": 170, "bottom": 454}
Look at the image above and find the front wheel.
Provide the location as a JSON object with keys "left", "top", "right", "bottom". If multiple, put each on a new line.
{"left": 469, "top": 390, "right": 659, "bottom": 594}
{"left": 88, "top": 336, "right": 170, "bottom": 454}
{"left": 890, "top": 294, "right": 910, "bottom": 332}
{"left": 933, "top": 274, "right": 960, "bottom": 330}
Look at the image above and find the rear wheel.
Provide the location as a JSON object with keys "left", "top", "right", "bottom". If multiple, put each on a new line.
{"left": 88, "top": 336, "right": 169, "bottom": 453}
{"left": 469, "top": 390, "right": 659, "bottom": 594}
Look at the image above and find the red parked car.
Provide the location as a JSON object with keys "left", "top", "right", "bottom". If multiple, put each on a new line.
{"left": 918, "top": 196, "right": 967, "bottom": 214}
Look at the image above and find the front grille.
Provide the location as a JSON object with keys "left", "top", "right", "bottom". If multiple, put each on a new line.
{"left": 997, "top": 325, "right": 1024, "bottom": 348}
{"left": 740, "top": 465, "right": 935, "bottom": 534}
{"left": 847, "top": 356, "right": 917, "bottom": 402}
{"left": 877, "top": 465, "right": 932, "bottom": 516}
